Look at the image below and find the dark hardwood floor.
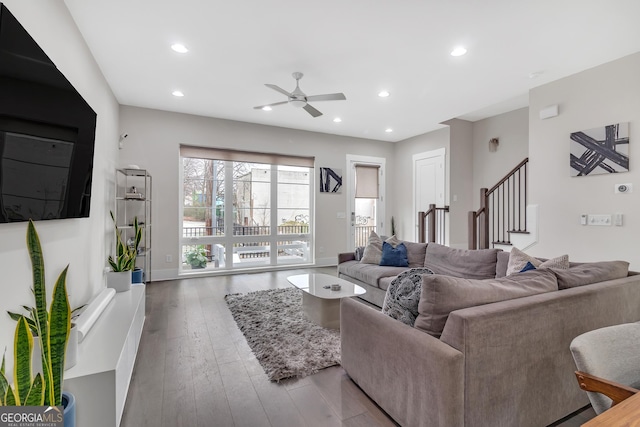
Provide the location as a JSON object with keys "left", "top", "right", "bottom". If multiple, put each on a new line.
{"left": 120, "top": 266, "right": 595, "bottom": 427}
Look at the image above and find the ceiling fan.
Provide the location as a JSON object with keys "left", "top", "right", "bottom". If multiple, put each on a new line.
{"left": 254, "top": 72, "right": 346, "bottom": 118}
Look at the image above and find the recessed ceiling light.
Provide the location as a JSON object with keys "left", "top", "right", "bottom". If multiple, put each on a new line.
{"left": 262, "top": 106, "right": 272, "bottom": 111}
{"left": 450, "top": 46, "right": 467, "bottom": 57}
{"left": 171, "top": 43, "right": 189, "bottom": 53}
{"left": 378, "top": 91, "right": 390, "bottom": 98}
{"left": 172, "top": 90, "right": 184, "bottom": 97}
{"left": 385, "top": 128, "right": 393, "bottom": 133}
{"left": 333, "top": 117, "right": 342, "bottom": 123}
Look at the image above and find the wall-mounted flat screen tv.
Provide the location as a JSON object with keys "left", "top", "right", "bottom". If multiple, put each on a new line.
{"left": 0, "top": 3, "right": 96, "bottom": 223}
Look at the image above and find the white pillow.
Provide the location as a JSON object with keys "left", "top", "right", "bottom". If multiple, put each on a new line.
{"left": 506, "top": 247, "right": 569, "bottom": 276}
{"left": 360, "top": 232, "right": 401, "bottom": 264}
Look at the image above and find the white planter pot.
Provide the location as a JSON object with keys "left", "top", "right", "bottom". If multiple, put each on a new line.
{"left": 107, "top": 270, "right": 132, "bottom": 292}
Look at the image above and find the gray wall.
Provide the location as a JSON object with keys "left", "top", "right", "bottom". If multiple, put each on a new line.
{"left": 446, "top": 119, "right": 474, "bottom": 248}
{"left": 118, "top": 106, "right": 395, "bottom": 279}
{"left": 528, "top": 52, "right": 640, "bottom": 270}
{"left": 472, "top": 107, "right": 529, "bottom": 207}
{"left": 393, "top": 127, "right": 450, "bottom": 241}
{"left": 0, "top": 1, "right": 119, "bottom": 367}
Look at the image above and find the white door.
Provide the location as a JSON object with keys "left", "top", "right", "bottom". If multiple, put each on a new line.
{"left": 346, "top": 155, "right": 386, "bottom": 250}
{"left": 413, "top": 149, "right": 445, "bottom": 240}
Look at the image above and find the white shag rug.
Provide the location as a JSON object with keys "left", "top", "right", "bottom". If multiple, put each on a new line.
{"left": 225, "top": 287, "right": 340, "bottom": 382}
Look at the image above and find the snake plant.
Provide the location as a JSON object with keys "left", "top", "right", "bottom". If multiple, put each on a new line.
{"left": 0, "top": 220, "right": 71, "bottom": 406}
{"left": 108, "top": 211, "right": 142, "bottom": 272}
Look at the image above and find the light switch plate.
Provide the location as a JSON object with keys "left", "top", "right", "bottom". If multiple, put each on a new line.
{"left": 588, "top": 214, "right": 612, "bottom": 226}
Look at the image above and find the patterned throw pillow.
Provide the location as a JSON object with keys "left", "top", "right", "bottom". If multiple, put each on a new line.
{"left": 506, "top": 247, "right": 569, "bottom": 276}
{"left": 382, "top": 268, "right": 434, "bottom": 326}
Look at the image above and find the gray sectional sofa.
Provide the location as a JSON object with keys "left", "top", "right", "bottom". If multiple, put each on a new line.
{"left": 337, "top": 242, "right": 640, "bottom": 427}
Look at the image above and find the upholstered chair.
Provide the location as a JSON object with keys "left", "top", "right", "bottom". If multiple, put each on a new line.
{"left": 570, "top": 322, "right": 640, "bottom": 414}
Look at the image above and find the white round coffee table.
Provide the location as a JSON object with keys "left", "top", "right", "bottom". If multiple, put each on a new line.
{"left": 287, "top": 273, "right": 366, "bottom": 329}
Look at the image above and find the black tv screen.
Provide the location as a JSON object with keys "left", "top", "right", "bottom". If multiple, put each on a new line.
{"left": 0, "top": 3, "right": 96, "bottom": 223}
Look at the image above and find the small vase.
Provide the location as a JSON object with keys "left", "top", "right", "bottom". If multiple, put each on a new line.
{"left": 63, "top": 391, "right": 76, "bottom": 427}
{"left": 132, "top": 267, "right": 144, "bottom": 283}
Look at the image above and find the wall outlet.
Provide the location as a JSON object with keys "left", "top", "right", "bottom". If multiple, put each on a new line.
{"left": 318, "top": 246, "right": 324, "bottom": 253}
{"left": 165, "top": 255, "right": 172, "bottom": 263}
{"left": 588, "top": 214, "right": 612, "bottom": 226}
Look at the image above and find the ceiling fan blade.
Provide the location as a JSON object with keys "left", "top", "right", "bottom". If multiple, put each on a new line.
{"left": 265, "top": 84, "right": 292, "bottom": 97}
{"left": 303, "top": 103, "right": 323, "bottom": 118}
{"left": 305, "top": 93, "right": 346, "bottom": 102}
{"left": 253, "top": 101, "right": 289, "bottom": 110}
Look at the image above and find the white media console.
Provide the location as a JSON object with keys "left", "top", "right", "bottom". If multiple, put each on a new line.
{"left": 64, "top": 285, "right": 145, "bottom": 427}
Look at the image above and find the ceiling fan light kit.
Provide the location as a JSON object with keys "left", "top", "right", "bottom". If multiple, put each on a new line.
{"left": 254, "top": 72, "right": 346, "bottom": 117}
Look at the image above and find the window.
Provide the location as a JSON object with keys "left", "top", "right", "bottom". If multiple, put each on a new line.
{"left": 180, "top": 146, "right": 313, "bottom": 272}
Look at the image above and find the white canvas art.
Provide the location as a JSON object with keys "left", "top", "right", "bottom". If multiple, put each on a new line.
{"left": 570, "top": 122, "right": 629, "bottom": 176}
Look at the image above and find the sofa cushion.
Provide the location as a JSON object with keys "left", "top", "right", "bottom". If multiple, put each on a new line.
{"left": 495, "top": 251, "right": 510, "bottom": 278}
{"left": 553, "top": 261, "right": 630, "bottom": 289}
{"left": 378, "top": 276, "right": 395, "bottom": 291}
{"left": 338, "top": 260, "right": 407, "bottom": 288}
{"left": 382, "top": 268, "right": 434, "bottom": 326}
{"left": 403, "top": 241, "right": 428, "bottom": 268}
{"left": 506, "top": 247, "right": 569, "bottom": 276}
{"left": 414, "top": 269, "right": 559, "bottom": 338}
{"left": 424, "top": 243, "right": 500, "bottom": 280}
{"left": 360, "top": 232, "right": 401, "bottom": 265}
{"left": 380, "top": 242, "right": 409, "bottom": 267}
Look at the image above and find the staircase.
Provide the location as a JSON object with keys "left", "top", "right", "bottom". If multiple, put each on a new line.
{"left": 468, "top": 158, "right": 531, "bottom": 249}
{"left": 418, "top": 204, "right": 450, "bottom": 245}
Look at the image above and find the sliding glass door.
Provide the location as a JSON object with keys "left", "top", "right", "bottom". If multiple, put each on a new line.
{"left": 180, "top": 148, "right": 313, "bottom": 273}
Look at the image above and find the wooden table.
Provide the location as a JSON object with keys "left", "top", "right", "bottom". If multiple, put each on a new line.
{"left": 583, "top": 392, "right": 640, "bottom": 426}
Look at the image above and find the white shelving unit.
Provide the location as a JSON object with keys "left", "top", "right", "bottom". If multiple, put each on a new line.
{"left": 115, "top": 168, "right": 152, "bottom": 282}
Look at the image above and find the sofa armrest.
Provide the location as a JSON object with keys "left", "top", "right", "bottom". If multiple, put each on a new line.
{"left": 340, "top": 297, "right": 464, "bottom": 427}
{"left": 338, "top": 252, "right": 355, "bottom": 264}
{"left": 439, "top": 274, "right": 640, "bottom": 427}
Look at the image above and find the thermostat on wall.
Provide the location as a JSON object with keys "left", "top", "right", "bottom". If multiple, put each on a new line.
{"left": 615, "top": 183, "right": 632, "bottom": 193}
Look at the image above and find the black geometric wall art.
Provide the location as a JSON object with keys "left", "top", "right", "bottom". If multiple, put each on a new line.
{"left": 570, "top": 122, "right": 629, "bottom": 177}
{"left": 319, "top": 168, "right": 342, "bottom": 193}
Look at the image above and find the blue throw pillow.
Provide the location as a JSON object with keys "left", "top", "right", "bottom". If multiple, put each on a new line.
{"left": 520, "top": 261, "right": 537, "bottom": 273}
{"left": 379, "top": 242, "right": 409, "bottom": 267}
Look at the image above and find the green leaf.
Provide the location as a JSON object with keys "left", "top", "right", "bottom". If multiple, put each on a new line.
{"left": 48, "top": 266, "right": 70, "bottom": 406}
{"left": 4, "top": 383, "right": 16, "bottom": 406}
{"left": 13, "top": 317, "right": 33, "bottom": 405}
{"left": 24, "top": 373, "right": 44, "bottom": 406}
{"left": 0, "top": 366, "right": 9, "bottom": 406}
{"left": 27, "top": 220, "right": 52, "bottom": 406}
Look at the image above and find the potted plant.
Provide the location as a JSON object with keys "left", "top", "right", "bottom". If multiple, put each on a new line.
{"left": 185, "top": 246, "right": 208, "bottom": 269}
{"left": 107, "top": 212, "right": 141, "bottom": 291}
{"left": 1, "top": 220, "right": 75, "bottom": 426}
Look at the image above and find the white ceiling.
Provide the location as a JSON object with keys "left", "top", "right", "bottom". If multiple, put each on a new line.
{"left": 64, "top": 0, "right": 640, "bottom": 142}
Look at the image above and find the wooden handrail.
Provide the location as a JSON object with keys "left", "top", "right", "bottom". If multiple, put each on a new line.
{"left": 486, "top": 158, "right": 529, "bottom": 194}
{"left": 418, "top": 204, "right": 449, "bottom": 244}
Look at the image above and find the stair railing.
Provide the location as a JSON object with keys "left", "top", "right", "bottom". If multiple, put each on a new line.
{"left": 468, "top": 158, "right": 528, "bottom": 249}
{"left": 418, "top": 204, "right": 450, "bottom": 244}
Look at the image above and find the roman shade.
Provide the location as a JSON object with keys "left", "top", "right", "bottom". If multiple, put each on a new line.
{"left": 355, "top": 164, "right": 379, "bottom": 198}
{"left": 180, "top": 145, "right": 314, "bottom": 167}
